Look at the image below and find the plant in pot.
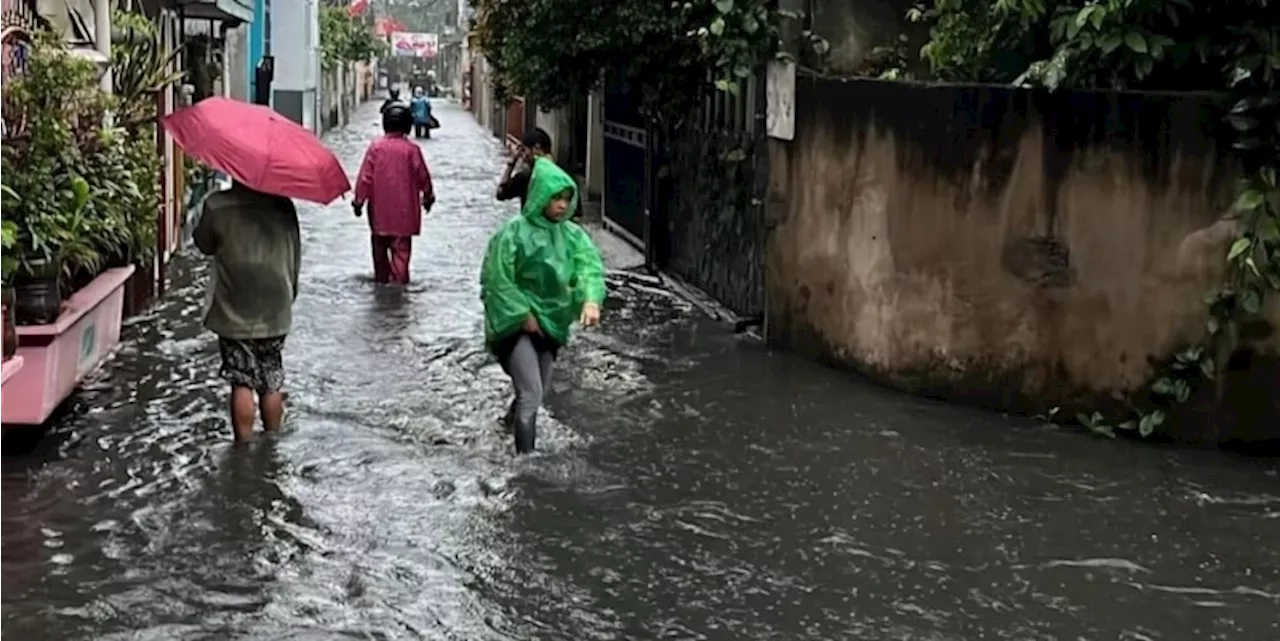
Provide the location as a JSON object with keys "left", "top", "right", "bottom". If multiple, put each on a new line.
{"left": 79, "top": 126, "right": 141, "bottom": 276}
{"left": 9, "top": 174, "right": 96, "bottom": 325}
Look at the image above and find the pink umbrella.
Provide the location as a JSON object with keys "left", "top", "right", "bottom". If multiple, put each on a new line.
{"left": 161, "top": 97, "right": 351, "bottom": 204}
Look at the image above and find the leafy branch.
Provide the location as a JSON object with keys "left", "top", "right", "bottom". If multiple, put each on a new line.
{"left": 320, "top": 6, "right": 388, "bottom": 72}
{"left": 471, "top": 0, "right": 776, "bottom": 118}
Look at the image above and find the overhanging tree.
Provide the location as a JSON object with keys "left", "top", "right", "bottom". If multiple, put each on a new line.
{"left": 471, "top": 0, "right": 776, "bottom": 118}
{"left": 321, "top": 5, "right": 389, "bottom": 71}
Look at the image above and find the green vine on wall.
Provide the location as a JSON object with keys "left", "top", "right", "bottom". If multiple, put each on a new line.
{"left": 901, "top": 0, "right": 1279, "bottom": 440}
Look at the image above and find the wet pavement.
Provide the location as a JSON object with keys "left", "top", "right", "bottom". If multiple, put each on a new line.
{"left": 4, "top": 100, "right": 1280, "bottom": 641}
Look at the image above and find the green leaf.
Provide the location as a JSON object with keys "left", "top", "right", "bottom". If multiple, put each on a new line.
{"left": 1135, "top": 56, "right": 1154, "bottom": 78}
{"left": 1150, "top": 377, "right": 1175, "bottom": 396}
{"left": 1073, "top": 7, "right": 1093, "bottom": 29}
{"left": 1124, "top": 32, "right": 1147, "bottom": 53}
{"left": 1234, "top": 189, "right": 1265, "bottom": 212}
{"left": 1241, "top": 289, "right": 1262, "bottom": 315}
{"left": 1177, "top": 381, "right": 1192, "bottom": 402}
{"left": 1260, "top": 168, "right": 1277, "bottom": 188}
{"left": 1099, "top": 33, "right": 1123, "bottom": 54}
{"left": 1227, "top": 237, "right": 1253, "bottom": 260}
{"left": 1066, "top": 16, "right": 1084, "bottom": 40}
{"left": 710, "top": 17, "right": 726, "bottom": 37}
{"left": 1228, "top": 115, "right": 1259, "bottom": 132}
{"left": 714, "top": 0, "right": 733, "bottom": 14}
{"left": 1138, "top": 410, "right": 1165, "bottom": 437}
{"left": 1199, "top": 357, "right": 1216, "bottom": 380}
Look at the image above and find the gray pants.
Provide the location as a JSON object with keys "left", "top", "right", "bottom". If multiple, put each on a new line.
{"left": 499, "top": 334, "right": 555, "bottom": 453}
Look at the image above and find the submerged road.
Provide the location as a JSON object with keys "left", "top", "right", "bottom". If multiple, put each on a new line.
{"left": 3, "top": 100, "right": 1278, "bottom": 641}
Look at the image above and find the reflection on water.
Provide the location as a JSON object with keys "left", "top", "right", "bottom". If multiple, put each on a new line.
{"left": 4, "top": 102, "right": 1278, "bottom": 641}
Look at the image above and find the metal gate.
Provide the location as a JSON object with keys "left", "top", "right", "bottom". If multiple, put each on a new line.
{"left": 663, "top": 72, "right": 767, "bottom": 317}
{"left": 601, "top": 75, "right": 649, "bottom": 250}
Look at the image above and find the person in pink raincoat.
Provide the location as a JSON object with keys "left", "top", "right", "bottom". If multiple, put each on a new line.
{"left": 352, "top": 103, "right": 436, "bottom": 284}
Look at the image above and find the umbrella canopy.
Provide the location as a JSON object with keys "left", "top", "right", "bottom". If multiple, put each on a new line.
{"left": 162, "top": 98, "right": 351, "bottom": 204}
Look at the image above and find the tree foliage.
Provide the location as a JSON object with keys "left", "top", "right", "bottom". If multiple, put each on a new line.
{"left": 471, "top": 0, "right": 776, "bottom": 117}
{"left": 902, "top": 0, "right": 1279, "bottom": 439}
{"left": 908, "top": 0, "right": 1275, "bottom": 91}
{"left": 320, "top": 6, "right": 388, "bottom": 71}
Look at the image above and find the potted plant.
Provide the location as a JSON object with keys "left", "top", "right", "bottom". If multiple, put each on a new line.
{"left": 9, "top": 174, "right": 96, "bottom": 325}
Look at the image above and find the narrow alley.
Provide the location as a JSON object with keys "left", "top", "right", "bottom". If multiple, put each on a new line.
{"left": 2, "top": 101, "right": 1278, "bottom": 641}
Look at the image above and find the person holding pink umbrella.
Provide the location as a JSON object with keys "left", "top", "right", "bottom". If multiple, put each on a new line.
{"left": 163, "top": 97, "right": 350, "bottom": 441}
{"left": 193, "top": 184, "right": 299, "bottom": 442}
{"left": 351, "top": 103, "right": 436, "bottom": 285}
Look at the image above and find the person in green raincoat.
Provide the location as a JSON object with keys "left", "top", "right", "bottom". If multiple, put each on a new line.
{"left": 480, "top": 157, "right": 606, "bottom": 454}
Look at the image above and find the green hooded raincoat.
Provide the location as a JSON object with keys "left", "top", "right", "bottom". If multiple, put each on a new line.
{"left": 480, "top": 157, "right": 606, "bottom": 349}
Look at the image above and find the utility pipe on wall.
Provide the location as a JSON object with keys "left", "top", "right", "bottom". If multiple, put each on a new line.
{"left": 94, "top": 0, "right": 111, "bottom": 92}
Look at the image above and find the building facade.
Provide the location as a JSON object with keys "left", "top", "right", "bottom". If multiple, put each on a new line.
{"left": 270, "top": 0, "right": 318, "bottom": 131}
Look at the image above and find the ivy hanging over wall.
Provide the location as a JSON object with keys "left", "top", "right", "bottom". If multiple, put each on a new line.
{"left": 470, "top": 0, "right": 777, "bottom": 118}
{"left": 897, "top": 0, "right": 1279, "bottom": 440}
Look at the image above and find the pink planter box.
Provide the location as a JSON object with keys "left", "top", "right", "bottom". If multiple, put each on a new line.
{"left": 0, "top": 355, "right": 25, "bottom": 424}
{"left": 1, "top": 265, "right": 135, "bottom": 427}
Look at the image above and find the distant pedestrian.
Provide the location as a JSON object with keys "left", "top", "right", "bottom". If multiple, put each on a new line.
{"left": 496, "top": 127, "right": 552, "bottom": 207}
{"left": 194, "top": 181, "right": 301, "bottom": 442}
{"left": 380, "top": 88, "right": 402, "bottom": 114}
{"left": 352, "top": 103, "right": 436, "bottom": 285}
{"left": 480, "top": 157, "right": 606, "bottom": 454}
{"left": 410, "top": 86, "right": 433, "bottom": 139}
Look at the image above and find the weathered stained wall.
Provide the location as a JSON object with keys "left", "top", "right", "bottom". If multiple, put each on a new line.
{"left": 765, "top": 76, "right": 1280, "bottom": 442}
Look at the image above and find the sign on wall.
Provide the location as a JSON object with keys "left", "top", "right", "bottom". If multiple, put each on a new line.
{"left": 766, "top": 60, "right": 796, "bottom": 141}
{"left": 77, "top": 322, "right": 97, "bottom": 377}
{"left": 390, "top": 32, "right": 439, "bottom": 58}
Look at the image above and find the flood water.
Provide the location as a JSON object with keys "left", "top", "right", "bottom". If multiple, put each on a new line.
{"left": 3, "top": 101, "right": 1278, "bottom": 641}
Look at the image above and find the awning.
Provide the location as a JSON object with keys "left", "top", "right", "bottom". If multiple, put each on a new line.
{"left": 176, "top": 0, "right": 254, "bottom": 23}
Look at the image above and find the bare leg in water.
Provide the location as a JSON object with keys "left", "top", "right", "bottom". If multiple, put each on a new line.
{"left": 260, "top": 391, "right": 285, "bottom": 432}
{"left": 230, "top": 387, "right": 257, "bottom": 442}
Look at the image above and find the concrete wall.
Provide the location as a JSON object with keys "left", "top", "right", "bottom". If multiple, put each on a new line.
{"left": 224, "top": 24, "right": 249, "bottom": 101}
{"left": 272, "top": 0, "right": 318, "bottom": 131}
{"left": 534, "top": 107, "right": 572, "bottom": 168}
{"left": 765, "top": 76, "right": 1279, "bottom": 442}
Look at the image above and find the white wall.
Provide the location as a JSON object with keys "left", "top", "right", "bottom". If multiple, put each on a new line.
{"left": 272, "top": 0, "right": 318, "bottom": 92}
{"left": 271, "top": 0, "right": 319, "bottom": 131}
{"left": 224, "top": 24, "right": 249, "bottom": 101}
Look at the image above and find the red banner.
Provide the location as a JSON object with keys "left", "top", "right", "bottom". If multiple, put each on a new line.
{"left": 374, "top": 17, "right": 408, "bottom": 36}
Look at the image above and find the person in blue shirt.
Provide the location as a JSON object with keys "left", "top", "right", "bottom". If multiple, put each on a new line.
{"left": 410, "top": 86, "right": 433, "bottom": 139}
